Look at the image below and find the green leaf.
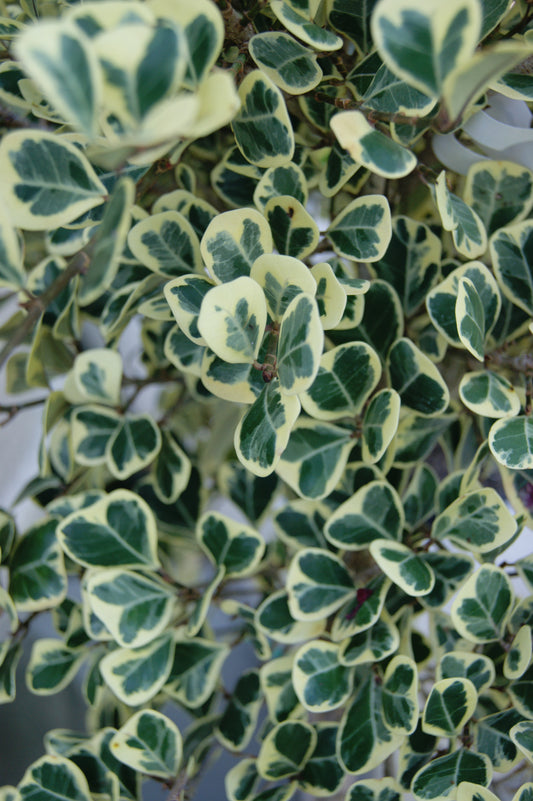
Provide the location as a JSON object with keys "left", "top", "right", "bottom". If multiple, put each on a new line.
{"left": 292, "top": 640, "right": 353, "bottom": 712}
{"left": 338, "top": 671, "right": 402, "bottom": 774}
{"left": 412, "top": 750, "right": 492, "bottom": 801}
{"left": 107, "top": 414, "right": 162, "bottom": 480}
{"left": 251, "top": 254, "right": 316, "bottom": 321}
{"left": 472, "top": 709, "right": 524, "bottom": 772}
{"left": 382, "top": 655, "right": 418, "bottom": 735}
{"left": 331, "top": 573, "right": 390, "bottom": 642}
{"left": 9, "top": 518, "right": 66, "bottom": 612}
{"left": 371, "top": 0, "right": 481, "bottom": 97}
{"left": 455, "top": 276, "right": 485, "bottom": 361}
{"left": 510, "top": 721, "right": 533, "bottom": 764}
{"left": 249, "top": 32, "right": 322, "bottom": 94}
{"left": 350, "top": 279, "right": 404, "bottom": 361}
{"left": 256, "top": 720, "right": 317, "bottom": 780}
{"left": 165, "top": 636, "right": 229, "bottom": 708}
{"left": 152, "top": 430, "right": 192, "bottom": 505}
{"left": 451, "top": 564, "right": 513, "bottom": 643}
{"left": 225, "top": 758, "right": 259, "bottom": 801}
{"left": 0, "top": 640, "right": 22, "bottom": 703}
{"left": 0, "top": 212, "right": 24, "bottom": 289}
{"left": 18, "top": 756, "right": 92, "bottom": 801}
{"left": 327, "top": 194, "right": 392, "bottom": 261}
{"left": 277, "top": 293, "right": 323, "bottom": 395}
{"left": 421, "top": 552, "right": 474, "bottom": 609}
{"left": 216, "top": 669, "right": 262, "bottom": 751}
{"left": 232, "top": 70, "right": 294, "bottom": 168}
{"left": 110, "top": 709, "right": 181, "bottom": 778}
{"left": 388, "top": 338, "right": 449, "bottom": 416}
{"left": 459, "top": 370, "right": 521, "bottom": 418}
{"left": 360, "top": 63, "right": 437, "bottom": 116}
{"left": 346, "top": 778, "right": 403, "bottom": 801}
{"left": 338, "top": 611, "right": 400, "bottom": 666}
{"left": 310, "top": 261, "right": 350, "bottom": 330}
{"left": 15, "top": 20, "right": 101, "bottom": 136}
{"left": 331, "top": 111, "right": 417, "bottom": 178}
{"left": 276, "top": 418, "right": 353, "bottom": 499}
{"left": 198, "top": 277, "right": 267, "bottom": 364}
{"left": 57, "top": 489, "right": 160, "bottom": 569}
{"left": 218, "top": 461, "right": 279, "bottom": 524}
{"left": 85, "top": 569, "right": 176, "bottom": 648}
{"left": 370, "top": 540, "right": 435, "bottom": 596}
{"left": 509, "top": 664, "right": 533, "bottom": 718}
{"left": 298, "top": 722, "right": 345, "bottom": 796}
{"left": 201, "top": 208, "right": 273, "bottom": 284}
{"left": 464, "top": 160, "right": 533, "bottom": 236}
{"left": 100, "top": 631, "right": 174, "bottom": 706}
{"left": 490, "top": 220, "right": 533, "bottom": 315}
{"left": 273, "top": 499, "right": 329, "bottom": 551}
{"left": 259, "top": 654, "right": 302, "bottom": 723}
{"left": 504, "top": 625, "right": 532, "bottom": 680}
{"left": 127, "top": 211, "right": 202, "bottom": 278}
{"left": 426, "top": 260, "right": 501, "bottom": 346}
{"left": 422, "top": 678, "right": 477, "bottom": 736}
{"left": 0, "top": 131, "right": 106, "bottom": 230}
{"left": 265, "top": 196, "right": 320, "bottom": 260}
{"left": 489, "top": 415, "right": 533, "bottom": 470}
{"left": 300, "top": 342, "right": 381, "bottom": 421}
{"left": 325, "top": 479, "right": 404, "bottom": 550}
{"left": 197, "top": 511, "right": 265, "bottom": 577}
{"left": 164, "top": 274, "right": 214, "bottom": 345}
{"left": 253, "top": 163, "right": 308, "bottom": 212}
{"left": 435, "top": 172, "right": 487, "bottom": 259}
{"left": 235, "top": 381, "right": 301, "bottom": 477}
{"left": 64, "top": 349, "right": 122, "bottom": 406}
{"left": 361, "top": 389, "right": 400, "bottom": 463}
{"left": 271, "top": 0, "right": 343, "bottom": 51}
{"left": 402, "top": 464, "right": 438, "bottom": 529}
{"left": 71, "top": 404, "right": 121, "bottom": 466}
{"left": 328, "top": 0, "right": 378, "bottom": 51}
{"left": 373, "top": 216, "right": 441, "bottom": 315}
{"left": 256, "top": 589, "right": 324, "bottom": 644}
{"left": 432, "top": 487, "right": 517, "bottom": 553}
{"left": 286, "top": 547, "right": 355, "bottom": 621}
{"left": 26, "top": 639, "right": 83, "bottom": 695}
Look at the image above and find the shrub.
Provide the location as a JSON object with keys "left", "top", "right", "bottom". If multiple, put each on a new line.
{"left": 1, "top": 0, "right": 533, "bottom": 799}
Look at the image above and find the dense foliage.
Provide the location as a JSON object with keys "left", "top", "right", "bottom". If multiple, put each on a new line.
{"left": 1, "top": 0, "right": 533, "bottom": 799}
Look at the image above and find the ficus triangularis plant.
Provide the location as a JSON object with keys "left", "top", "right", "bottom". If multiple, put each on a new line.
{"left": 1, "top": 0, "right": 533, "bottom": 799}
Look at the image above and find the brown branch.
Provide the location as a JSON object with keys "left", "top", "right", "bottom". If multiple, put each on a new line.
{"left": 0, "top": 249, "right": 91, "bottom": 372}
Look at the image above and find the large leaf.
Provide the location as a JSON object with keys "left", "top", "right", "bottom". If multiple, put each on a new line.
{"left": 300, "top": 342, "right": 381, "bottom": 421}
{"left": 450, "top": 564, "right": 513, "bottom": 643}
{"left": 57, "top": 489, "right": 160, "bottom": 569}
{"left": 325, "top": 480, "right": 404, "bottom": 550}
{"left": 331, "top": 110, "right": 417, "bottom": 179}
{"left": 490, "top": 220, "right": 533, "bottom": 315}
{"left": 422, "top": 678, "right": 477, "bottom": 736}
{"left": 277, "top": 293, "right": 324, "bottom": 395}
{"left": 235, "top": 381, "right": 300, "bottom": 477}
{"left": 0, "top": 131, "right": 106, "bottom": 230}
{"left": 432, "top": 487, "right": 517, "bottom": 553}
{"left": 248, "top": 32, "right": 322, "bottom": 95}
{"left": 9, "top": 519, "right": 67, "bottom": 612}
{"left": 338, "top": 671, "right": 402, "bottom": 774}
{"left": 286, "top": 547, "right": 355, "bottom": 621}
{"left": 411, "top": 750, "right": 492, "bottom": 801}
{"left": 109, "top": 709, "right": 181, "bottom": 778}
{"left": 232, "top": 70, "right": 294, "bottom": 168}
{"left": 276, "top": 418, "right": 353, "bottom": 499}
{"left": 388, "top": 338, "right": 449, "bottom": 416}
{"left": 198, "top": 277, "right": 267, "bottom": 364}
{"left": 292, "top": 640, "right": 353, "bottom": 712}
{"left": 371, "top": 0, "right": 481, "bottom": 97}
{"left": 489, "top": 415, "right": 533, "bottom": 470}
{"left": 201, "top": 208, "right": 273, "bottom": 284}
{"left": 196, "top": 511, "right": 265, "bottom": 577}
{"left": 15, "top": 20, "right": 101, "bottom": 136}
{"left": 100, "top": 631, "right": 174, "bottom": 706}
{"left": 85, "top": 569, "right": 176, "bottom": 648}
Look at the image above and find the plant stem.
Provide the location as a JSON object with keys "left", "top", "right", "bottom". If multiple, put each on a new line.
{"left": 0, "top": 250, "right": 91, "bottom": 373}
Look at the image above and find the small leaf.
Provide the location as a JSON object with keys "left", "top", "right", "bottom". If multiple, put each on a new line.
{"left": 251, "top": 253, "right": 316, "bottom": 321}
{"left": 325, "top": 480, "right": 404, "bottom": 550}
{"left": 265, "top": 196, "right": 319, "bottom": 260}
{"left": 435, "top": 172, "right": 487, "bottom": 259}
{"left": 451, "top": 564, "right": 513, "bottom": 643}
{"left": 198, "top": 277, "right": 267, "bottom": 364}
{"left": 388, "top": 338, "right": 449, "bottom": 416}
{"left": 459, "top": 370, "right": 521, "bottom": 418}
{"left": 271, "top": 0, "right": 343, "bottom": 51}
{"left": 232, "top": 70, "right": 294, "bottom": 168}
{"left": 331, "top": 111, "right": 417, "bottom": 178}
{"left": 382, "top": 656, "right": 418, "bottom": 735}
{"left": 464, "top": 160, "right": 533, "bottom": 236}
{"left": 286, "top": 547, "right": 355, "bottom": 621}
{"left": 432, "top": 487, "right": 517, "bottom": 553}
{"left": 510, "top": 721, "right": 533, "bottom": 764}
{"left": 249, "top": 32, "right": 322, "bottom": 95}
{"left": 277, "top": 293, "right": 323, "bottom": 395}
{"left": 370, "top": 540, "right": 435, "bottom": 596}
{"left": 26, "top": 639, "right": 83, "bottom": 695}
{"left": 100, "top": 632, "right": 174, "bottom": 706}
{"left": 327, "top": 193, "right": 392, "bottom": 261}
{"left": 216, "top": 669, "right": 263, "bottom": 752}
{"left": 110, "top": 709, "right": 182, "bottom": 778}
{"left": 9, "top": 519, "right": 66, "bottom": 612}
{"left": 197, "top": 511, "right": 265, "bottom": 577}
{"left": 292, "top": 640, "right": 353, "bottom": 712}
{"left": 0, "top": 131, "right": 105, "bottom": 230}
{"left": 298, "top": 723, "right": 345, "bottom": 796}
{"left": 165, "top": 636, "right": 229, "bottom": 708}
{"left": 107, "top": 414, "right": 162, "bottom": 480}
{"left": 456, "top": 276, "right": 485, "bottom": 361}
{"left": 412, "top": 750, "right": 492, "bottom": 801}
{"left": 256, "top": 721, "right": 316, "bottom": 780}
{"left": 362, "top": 389, "right": 401, "bottom": 463}
{"left": 127, "top": 211, "right": 202, "bottom": 278}
{"left": 18, "top": 756, "right": 92, "bottom": 801}
{"left": 489, "top": 415, "right": 533, "bottom": 470}
{"left": 201, "top": 208, "right": 273, "bottom": 284}
{"left": 490, "top": 220, "right": 533, "bottom": 315}
{"left": 422, "top": 678, "right": 477, "bottom": 736}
